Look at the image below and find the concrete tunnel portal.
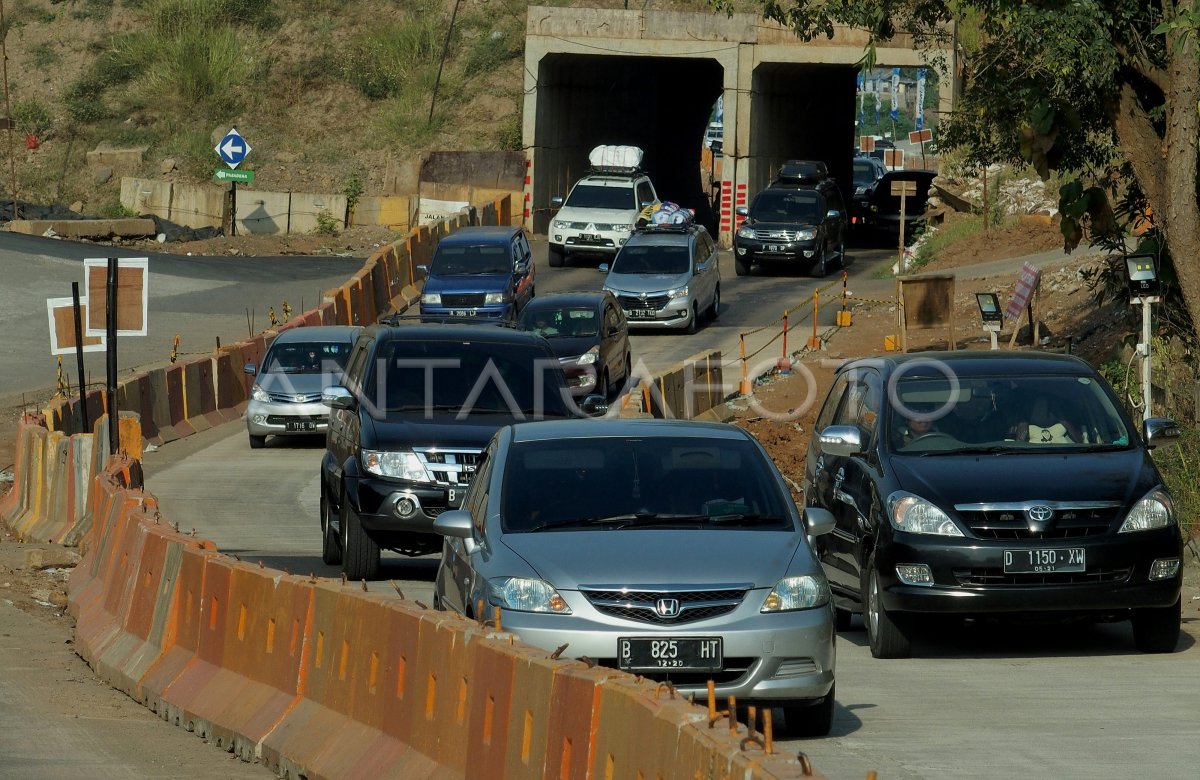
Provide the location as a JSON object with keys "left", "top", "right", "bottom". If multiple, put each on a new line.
{"left": 521, "top": 6, "right": 955, "bottom": 245}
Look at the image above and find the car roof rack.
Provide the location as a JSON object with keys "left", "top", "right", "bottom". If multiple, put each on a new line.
{"left": 775, "top": 159, "right": 830, "bottom": 183}
{"left": 377, "top": 312, "right": 520, "bottom": 329}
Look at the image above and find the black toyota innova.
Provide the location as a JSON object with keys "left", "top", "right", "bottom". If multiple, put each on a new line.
{"left": 805, "top": 351, "right": 1184, "bottom": 658}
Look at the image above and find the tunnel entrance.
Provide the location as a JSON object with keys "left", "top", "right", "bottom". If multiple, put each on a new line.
{"left": 531, "top": 53, "right": 723, "bottom": 235}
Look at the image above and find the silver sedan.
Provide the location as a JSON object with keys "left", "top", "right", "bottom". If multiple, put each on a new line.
{"left": 433, "top": 418, "right": 838, "bottom": 736}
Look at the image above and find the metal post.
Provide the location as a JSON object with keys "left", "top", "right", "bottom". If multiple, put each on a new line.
{"left": 105, "top": 258, "right": 120, "bottom": 454}
{"left": 1142, "top": 298, "right": 1153, "bottom": 421}
{"left": 71, "top": 281, "right": 89, "bottom": 432}
{"left": 0, "top": 0, "right": 16, "bottom": 223}
{"left": 898, "top": 192, "right": 907, "bottom": 274}
{"left": 230, "top": 181, "right": 238, "bottom": 236}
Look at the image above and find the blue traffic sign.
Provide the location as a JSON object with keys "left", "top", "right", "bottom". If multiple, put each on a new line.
{"left": 214, "top": 127, "right": 252, "bottom": 169}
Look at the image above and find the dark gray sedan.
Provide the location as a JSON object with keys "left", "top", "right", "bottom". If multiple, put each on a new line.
{"left": 432, "top": 418, "right": 838, "bottom": 736}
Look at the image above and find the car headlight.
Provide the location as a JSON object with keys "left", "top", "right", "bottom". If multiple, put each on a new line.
{"left": 250, "top": 384, "right": 269, "bottom": 402}
{"left": 666, "top": 285, "right": 688, "bottom": 299}
{"left": 361, "top": 450, "right": 432, "bottom": 482}
{"left": 736, "top": 226, "right": 755, "bottom": 239}
{"left": 760, "top": 575, "right": 830, "bottom": 612}
{"left": 1119, "top": 488, "right": 1176, "bottom": 532}
{"left": 487, "top": 577, "right": 571, "bottom": 613}
{"left": 797, "top": 228, "right": 817, "bottom": 241}
{"left": 484, "top": 292, "right": 506, "bottom": 305}
{"left": 855, "top": 186, "right": 866, "bottom": 196}
{"left": 553, "top": 220, "right": 568, "bottom": 230}
{"left": 422, "top": 293, "right": 441, "bottom": 305}
{"left": 888, "top": 492, "right": 963, "bottom": 536}
{"left": 577, "top": 346, "right": 599, "bottom": 365}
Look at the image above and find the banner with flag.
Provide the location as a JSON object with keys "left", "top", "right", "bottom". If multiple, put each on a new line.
{"left": 857, "top": 72, "right": 865, "bottom": 129}
{"left": 890, "top": 67, "right": 900, "bottom": 121}
{"left": 916, "top": 69, "right": 926, "bottom": 130}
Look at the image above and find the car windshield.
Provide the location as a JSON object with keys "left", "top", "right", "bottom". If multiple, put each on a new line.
{"left": 429, "top": 244, "right": 510, "bottom": 275}
{"left": 518, "top": 306, "right": 598, "bottom": 339}
{"left": 749, "top": 190, "right": 821, "bottom": 223}
{"left": 610, "top": 243, "right": 690, "bottom": 275}
{"left": 564, "top": 183, "right": 636, "bottom": 210}
{"left": 853, "top": 160, "right": 879, "bottom": 187}
{"left": 500, "top": 436, "right": 792, "bottom": 533}
{"left": 263, "top": 342, "right": 352, "bottom": 374}
{"left": 363, "top": 341, "right": 572, "bottom": 417}
{"left": 887, "top": 374, "right": 1133, "bottom": 454}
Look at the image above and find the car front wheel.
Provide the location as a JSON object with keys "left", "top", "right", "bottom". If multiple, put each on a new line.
{"left": 320, "top": 488, "right": 342, "bottom": 566}
{"left": 708, "top": 284, "right": 720, "bottom": 321}
{"left": 685, "top": 303, "right": 699, "bottom": 335}
{"left": 734, "top": 255, "right": 751, "bottom": 276}
{"left": 248, "top": 434, "right": 266, "bottom": 449}
{"left": 340, "top": 488, "right": 381, "bottom": 581}
{"left": 782, "top": 683, "right": 834, "bottom": 738}
{"left": 1131, "top": 597, "right": 1181, "bottom": 653}
{"left": 863, "top": 557, "right": 912, "bottom": 658}
{"left": 548, "top": 244, "right": 565, "bottom": 267}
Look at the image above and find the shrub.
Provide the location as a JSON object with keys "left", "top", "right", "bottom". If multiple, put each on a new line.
{"left": 13, "top": 99, "right": 54, "bottom": 137}
{"left": 315, "top": 210, "right": 340, "bottom": 236}
{"left": 31, "top": 42, "right": 59, "bottom": 68}
{"left": 340, "top": 14, "right": 444, "bottom": 100}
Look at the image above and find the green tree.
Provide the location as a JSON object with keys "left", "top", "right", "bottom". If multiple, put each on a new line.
{"left": 715, "top": 0, "right": 1200, "bottom": 335}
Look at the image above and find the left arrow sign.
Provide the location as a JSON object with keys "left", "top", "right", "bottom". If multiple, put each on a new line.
{"left": 214, "top": 127, "right": 252, "bottom": 169}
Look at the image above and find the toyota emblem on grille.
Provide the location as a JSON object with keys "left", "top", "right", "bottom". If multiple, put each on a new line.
{"left": 655, "top": 598, "right": 681, "bottom": 618}
{"left": 639, "top": 292, "right": 648, "bottom": 300}
{"left": 294, "top": 394, "right": 306, "bottom": 403}
{"left": 1027, "top": 505, "right": 1054, "bottom": 523}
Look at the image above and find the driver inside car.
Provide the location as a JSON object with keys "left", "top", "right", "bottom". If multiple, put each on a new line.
{"left": 894, "top": 404, "right": 943, "bottom": 448}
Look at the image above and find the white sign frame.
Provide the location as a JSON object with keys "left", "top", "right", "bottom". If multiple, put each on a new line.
{"left": 47, "top": 296, "right": 107, "bottom": 356}
{"left": 83, "top": 256, "right": 150, "bottom": 337}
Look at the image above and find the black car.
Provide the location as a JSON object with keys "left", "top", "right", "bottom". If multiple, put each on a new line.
{"left": 516, "top": 291, "right": 632, "bottom": 399}
{"left": 805, "top": 351, "right": 1184, "bottom": 658}
{"left": 319, "top": 323, "right": 603, "bottom": 579}
{"left": 733, "top": 171, "right": 847, "bottom": 277}
{"left": 855, "top": 169, "right": 936, "bottom": 242}
{"left": 849, "top": 156, "right": 887, "bottom": 229}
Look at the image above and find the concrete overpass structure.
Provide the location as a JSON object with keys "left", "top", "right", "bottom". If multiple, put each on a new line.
{"left": 521, "top": 6, "right": 956, "bottom": 244}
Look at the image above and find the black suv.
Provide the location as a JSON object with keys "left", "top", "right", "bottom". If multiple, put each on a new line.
{"left": 319, "top": 323, "right": 598, "bottom": 579}
{"left": 805, "top": 351, "right": 1184, "bottom": 658}
{"left": 733, "top": 160, "right": 847, "bottom": 277}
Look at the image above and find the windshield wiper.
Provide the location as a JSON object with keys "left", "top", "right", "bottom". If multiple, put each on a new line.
{"left": 527, "top": 512, "right": 707, "bottom": 532}
{"left": 386, "top": 403, "right": 462, "bottom": 412}
{"left": 706, "top": 513, "right": 788, "bottom": 526}
{"left": 920, "top": 445, "right": 1024, "bottom": 456}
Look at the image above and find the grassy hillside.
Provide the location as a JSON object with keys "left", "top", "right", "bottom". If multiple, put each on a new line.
{"left": 1, "top": 0, "right": 743, "bottom": 217}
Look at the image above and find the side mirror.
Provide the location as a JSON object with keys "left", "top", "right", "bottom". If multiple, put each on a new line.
{"left": 827, "top": 209, "right": 841, "bottom": 219}
{"left": 416, "top": 264, "right": 429, "bottom": 275}
{"left": 598, "top": 263, "right": 610, "bottom": 273}
{"left": 515, "top": 260, "right": 528, "bottom": 275}
{"left": 322, "top": 386, "right": 357, "bottom": 411}
{"left": 580, "top": 394, "right": 609, "bottom": 417}
{"left": 432, "top": 509, "right": 474, "bottom": 539}
{"left": 243, "top": 362, "right": 257, "bottom": 376}
{"left": 1144, "top": 417, "right": 1181, "bottom": 450}
{"left": 818, "top": 424, "right": 864, "bottom": 457}
{"left": 803, "top": 506, "right": 836, "bottom": 537}
{"left": 551, "top": 196, "right": 564, "bottom": 208}
{"left": 735, "top": 206, "right": 748, "bottom": 217}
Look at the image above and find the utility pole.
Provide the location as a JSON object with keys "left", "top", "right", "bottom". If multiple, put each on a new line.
{"left": 0, "top": 0, "right": 17, "bottom": 222}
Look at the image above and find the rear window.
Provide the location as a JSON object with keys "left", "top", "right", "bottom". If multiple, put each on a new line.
{"left": 499, "top": 436, "right": 791, "bottom": 533}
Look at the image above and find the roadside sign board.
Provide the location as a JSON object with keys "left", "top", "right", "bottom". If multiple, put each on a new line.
{"left": 860, "top": 135, "right": 876, "bottom": 152}
{"left": 83, "top": 257, "right": 149, "bottom": 337}
{"left": 214, "top": 168, "right": 255, "bottom": 183}
{"left": 46, "top": 297, "right": 106, "bottom": 356}
{"left": 215, "top": 126, "right": 251, "bottom": 169}
{"left": 890, "top": 180, "right": 917, "bottom": 197}
{"left": 1004, "top": 262, "right": 1041, "bottom": 321}
{"left": 909, "top": 128, "right": 933, "bottom": 144}
{"left": 884, "top": 149, "right": 905, "bottom": 169}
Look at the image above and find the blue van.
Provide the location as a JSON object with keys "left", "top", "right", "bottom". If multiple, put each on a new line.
{"left": 419, "top": 226, "right": 535, "bottom": 322}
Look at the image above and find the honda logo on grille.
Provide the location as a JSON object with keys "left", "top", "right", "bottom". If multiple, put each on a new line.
{"left": 655, "top": 598, "right": 680, "bottom": 618}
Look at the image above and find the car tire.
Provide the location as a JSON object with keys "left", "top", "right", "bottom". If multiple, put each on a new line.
{"left": 1131, "top": 597, "right": 1181, "bottom": 653}
{"left": 708, "top": 284, "right": 720, "bottom": 321}
{"left": 863, "top": 558, "right": 912, "bottom": 658}
{"left": 624, "top": 354, "right": 632, "bottom": 385}
{"left": 248, "top": 434, "right": 266, "bottom": 449}
{"left": 782, "top": 683, "right": 835, "bottom": 738}
{"left": 810, "top": 244, "right": 828, "bottom": 278}
{"left": 548, "top": 244, "right": 565, "bottom": 268}
{"left": 320, "top": 489, "right": 342, "bottom": 566}
{"left": 734, "top": 255, "right": 751, "bottom": 277}
{"left": 600, "top": 369, "right": 612, "bottom": 400}
{"left": 837, "top": 241, "right": 847, "bottom": 268}
{"left": 834, "top": 606, "right": 853, "bottom": 631}
{"left": 340, "top": 488, "right": 381, "bottom": 581}
{"left": 685, "top": 303, "right": 699, "bottom": 335}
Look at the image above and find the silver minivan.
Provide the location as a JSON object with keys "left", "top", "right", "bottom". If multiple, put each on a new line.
{"left": 601, "top": 223, "right": 720, "bottom": 334}
{"left": 243, "top": 325, "right": 360, "bottom": 449}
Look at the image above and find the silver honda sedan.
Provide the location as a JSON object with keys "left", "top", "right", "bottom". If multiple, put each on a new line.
{"left": 432, "top": 418, "right": 837, "bottom": 736}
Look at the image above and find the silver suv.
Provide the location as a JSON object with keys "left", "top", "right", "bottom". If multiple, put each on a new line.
{"left": 601, "top": 223, "right": 721, "bottom": 334}
{"left": 549, "top": 172, "right": 658, "bottom": 266}
{"left": 432, "top": 418, "right": 838, "bottom": 736}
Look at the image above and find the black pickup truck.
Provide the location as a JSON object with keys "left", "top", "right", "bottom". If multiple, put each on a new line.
{"left": 319, "top": 322, "right": 604, "bottom": 579}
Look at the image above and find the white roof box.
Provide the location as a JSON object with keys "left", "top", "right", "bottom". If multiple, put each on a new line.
{"left": 589, "top": 145, "right": 643, "bottom": 172}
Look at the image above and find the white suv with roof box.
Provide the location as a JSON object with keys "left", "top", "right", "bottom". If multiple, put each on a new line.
{"left": 548, "top": 146, "right": 659, "bottom": 267}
